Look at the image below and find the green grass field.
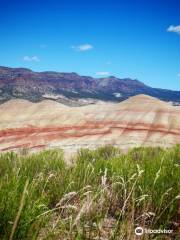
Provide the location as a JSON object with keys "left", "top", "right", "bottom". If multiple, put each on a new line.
{"left": 0, "top": 146, "right": 179, "bottom": 239}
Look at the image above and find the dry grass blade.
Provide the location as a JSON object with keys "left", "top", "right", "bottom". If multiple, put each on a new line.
{"left": 9, "top": 179, "right": 29, "bottom": 240}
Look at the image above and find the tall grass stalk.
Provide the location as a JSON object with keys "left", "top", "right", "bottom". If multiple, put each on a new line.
{"left": 0, "top": 146, "right": 179, "bottom": 239}
{"left": 9, "top": 179, "right": 29, "bottom": 240}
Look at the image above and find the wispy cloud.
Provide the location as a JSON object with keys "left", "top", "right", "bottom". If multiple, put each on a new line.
{"left": 177, "top": 73, "right": 180, "bottom": 77}
{"left": 95, "top": 71, "right": 110, "bottom": 76}
{"left": 23, "top": 56, "right": 40, "bottom": 62}
{"left": 71, "top": 44, "right": 93, "bottom": 51}
{"left": 167, "top": 25, "right": 180, "bottom": 34}
{"left": 106, "top": 61, "right": 111, "bottom": 65}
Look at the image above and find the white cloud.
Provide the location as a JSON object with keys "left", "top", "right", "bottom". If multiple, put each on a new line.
{"left": 71, "top": 44, "right": 93, "bottom": 51}
{"left": 23, "top": 56, "right": 40, "bottom": 62}
{"left": 95, "top": 71, "right": 110, "bottom": 76}
{"left": 167, "top": 25, "right": 180, "bottom": 34}
{"left": 177, "top": 73, "right": 180, "bottom": 77}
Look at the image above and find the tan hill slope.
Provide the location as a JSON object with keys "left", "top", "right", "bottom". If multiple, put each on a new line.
{"left": 0, "top": 94, "right": 179, "bottom": 154}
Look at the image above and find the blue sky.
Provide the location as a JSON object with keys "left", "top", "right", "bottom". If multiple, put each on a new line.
{"left": 0, "top": 0, "right": 180, "bottom": 90}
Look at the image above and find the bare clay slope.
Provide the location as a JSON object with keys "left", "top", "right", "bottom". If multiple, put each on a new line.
{"left": 0, "top": 94, "right": 179, "bottom": 153}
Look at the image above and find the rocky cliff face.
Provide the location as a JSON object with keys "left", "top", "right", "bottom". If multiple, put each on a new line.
{"left": 0, "top": 95, "right": 179, "bottom": 156}
{"left": 0, "top": 66, "right": 180, "bottom": 105}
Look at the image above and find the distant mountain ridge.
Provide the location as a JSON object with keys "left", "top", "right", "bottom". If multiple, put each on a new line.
{"left": 0, "top": 66, "right": 180, "bottom": 106}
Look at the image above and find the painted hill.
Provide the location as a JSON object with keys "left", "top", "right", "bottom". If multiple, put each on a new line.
{"left": 0, "top": 95, "right": 179, "bottom": 155}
